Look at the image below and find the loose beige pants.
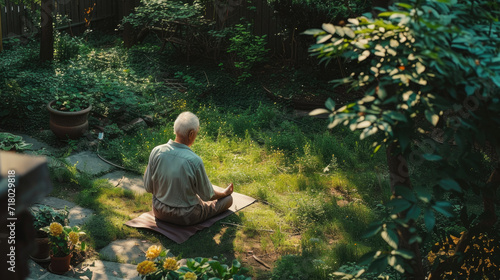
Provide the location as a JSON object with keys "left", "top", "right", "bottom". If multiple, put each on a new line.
{"left": 152, "top": 195, "right": 233, "bottom": 226}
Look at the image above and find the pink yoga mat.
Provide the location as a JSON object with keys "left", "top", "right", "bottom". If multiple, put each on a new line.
{"left": 125, "top": 188, "right": 256, "bottom": 244}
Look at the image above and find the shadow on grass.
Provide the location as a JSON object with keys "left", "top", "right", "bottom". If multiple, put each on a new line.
{"left": 153, "top": 214, "right": 242, "bottom": 261}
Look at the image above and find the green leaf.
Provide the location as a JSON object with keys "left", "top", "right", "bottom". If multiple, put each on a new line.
{"left": 395, "top": 185, "right": 416, "bottom": 202}
{"left": 178, "top": 267, "right": 192, "bottom": 273}
{"left": 360, "top": 126, "right": 378, "bottom": 140}
{"left": 438, "top": 179, "right": 461, "bottom": 192}
{"left": 309, "top": 108, "right": 330, "bottom": 116}
{"left": 425, "top": 110, "right": 439, "bottom": 126}
{"left": 317, "top": 34, "right": 333, "bottom": 44}
{"left": 409, "top": 235, "right": 422, "bottom": 244}
{"left": 325, "top": 98, "right": 336, "bottom": 110}
{"left": 381, "top": 228, "right": 399, "bottom": 249}
{"left": 368, "top": 254, "right": 389, "bottom": 274}
{"left": 385, "top": 198, "right": 412, "bottom": 214}
{"left": 422, "top": 154, "right": 442, "bottom": 161}
{"left": 376, "top": 86, "right": 388, "bottom": 100}
{"left": 415, "top": 186, "right": 432, "bottom": 203}
{"left": 406, "top": 205, "right": 421, "bottom": 221}
{"left": 432, "top": 201, "right": 455, "bottom": 217}
{"left": 357, "top": 120, "right": 372, "bottom": 129}
{"left": 399, "top": 135, "right": 410, "bottom": 151}
{"left": 209, "top": 261, "right": 225, "bottom": 276}
{"left": 358, "top": 251, "right": 380, "bottom": 266}
{"left": 392, "top": 249, "right": 415, "bottom": 259}
{"left": 389, "top": 111, "right": 407, "bottom": 122}
{"left": 424, "top": 208, "right": 435, "bottom": 231}
{"left": 363, "top": 222, "right": 383, "bottom": 238}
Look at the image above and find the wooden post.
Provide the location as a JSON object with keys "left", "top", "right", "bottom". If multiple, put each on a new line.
{"left": 40, "top": 0, "right": 54, "bottom": 62}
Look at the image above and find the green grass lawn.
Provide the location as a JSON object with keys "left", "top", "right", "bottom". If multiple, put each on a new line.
{"left": 2, "top": 34, "right": 392, "bottom": 279}
{"left": 47, "top": 100, "right": 391, "bottom": 279}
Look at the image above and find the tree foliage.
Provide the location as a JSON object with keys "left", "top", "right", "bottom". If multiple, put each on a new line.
{"left": 307, "top": 0, "right": 500, "bottom": 278}
{"left": 122, "top": 0, "right": 205, "bottom": 28}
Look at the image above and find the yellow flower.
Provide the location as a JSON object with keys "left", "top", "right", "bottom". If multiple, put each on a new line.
{"left": 145, "top": 245, "right": 162, "bottom": 260}
{"left": 137, "top": 260, "right": 157, "bottom": 275}
{"left": 69, "top": 231, "right": 79, "bottom": 244}
{"left": 49, "top": 222, "right": 63, "bottom": 236}
{"left": 184, "top": 272, "right": 197, "bottom": 280}
{"left": 163, "top": 258, "right": 179, "bottom": 271}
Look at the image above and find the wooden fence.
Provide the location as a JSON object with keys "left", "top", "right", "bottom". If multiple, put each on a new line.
{"left": 204, "top": 0, "right": 309, "bottom": 61}
{"left": 1, "top": 0, "right": 309, "bottom": 60}
{"left": 1, "top": 0, "right": 117, "bottom": 39}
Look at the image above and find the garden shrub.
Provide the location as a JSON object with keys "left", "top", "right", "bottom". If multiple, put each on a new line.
{"left": 54, "top": 31, "right": 83, "bottom": 61}
{"left": 122, "top": 0, "right": 204, "bottom": 28}
{"left": 222, "top": 22, "right": 269, "bottom": 83}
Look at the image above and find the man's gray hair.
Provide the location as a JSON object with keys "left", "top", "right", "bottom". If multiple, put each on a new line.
{"left": 174, "top": 112, "right": 200, "bottom": 137}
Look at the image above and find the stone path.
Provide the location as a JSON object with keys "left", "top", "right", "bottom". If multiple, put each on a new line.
{"left": 29, "top": 196, "right": 153, "bottom": 280}
{"left": 33, "top": 197, "right": 94, "bottom": 228}
{"left": 28, "top": 237, "right": 165, "bottom": 280}
{"left": 99, "top": 171, "right": 146, "bottom": 195}
{"left": 99, "top": 239, "right": 156, "bottom": 264}
{"left": 26, "top": 144, "right": 151, "bottom": 279}
{"left": 65, "top": 151, "right": 115, "bottom": 176}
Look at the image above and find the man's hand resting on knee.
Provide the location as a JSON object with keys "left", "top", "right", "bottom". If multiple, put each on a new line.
{"left": 211, "top": 183, "right": 234, "bottom": 200}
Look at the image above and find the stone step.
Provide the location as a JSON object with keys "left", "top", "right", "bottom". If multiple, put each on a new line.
{"left": 33, "top": 197, "right": 94, "bottom": 228}
{"left": 26, "top": 273, "right": 79, "bottom": 280}
{"left": 99, "top": 171, "right": 146, "bottom": 195}
{"left": 99, "top": 239, "right": 162, "bottom": 264}
{"left": 91, "top": 272, "right": 133, "bottom": 280}
{"left": 78, "top": 260, "right": 141, "bottom": 280}
{"left": 27, "top": 259, "right": 81, "bottom": 280}
{"left": 65, "top": 151, "right": 114, "bottom": 176}
{"left": 28, "top": 258, "right": 142, "bottom": 280}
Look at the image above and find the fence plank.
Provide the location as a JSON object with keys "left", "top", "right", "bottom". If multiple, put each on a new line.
{"left": 6, "top": 2, "right": 15, "bottom": 37}
{"left": 5, "top": 4, "right": 10, "bottom": 38}
{"left": 1, "top": 6, "right": 5, "bottom": 39}
{"left": 254, "top": 0, "right": 263, "bottom": 36}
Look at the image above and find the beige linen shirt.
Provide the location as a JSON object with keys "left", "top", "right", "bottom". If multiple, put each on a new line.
{"left": 144, "top": 140, "right": 215, "bottom": 207}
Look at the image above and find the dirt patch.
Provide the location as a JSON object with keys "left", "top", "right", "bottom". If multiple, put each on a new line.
{"left": 233, "top": 233, "right": 301, "bottom": 279}
{"left": 330, "top": 186, "right": 358, "bottom": 207}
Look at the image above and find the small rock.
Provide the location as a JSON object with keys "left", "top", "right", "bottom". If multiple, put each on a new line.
{"left": 121, "top": 118, "right": 147, "bottom": 132}
{"left": 143, "top": 115, "right": 154, "bottom": 126}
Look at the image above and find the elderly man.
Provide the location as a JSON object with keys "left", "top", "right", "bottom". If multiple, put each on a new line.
{"left": 144, "top": 111, "right": 233, "bottom": 225}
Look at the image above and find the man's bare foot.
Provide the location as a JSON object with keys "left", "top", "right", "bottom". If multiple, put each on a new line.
{"left": 225, "top": 183, "right": 234, "bottom": 196}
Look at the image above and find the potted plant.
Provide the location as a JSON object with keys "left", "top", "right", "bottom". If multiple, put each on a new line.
{"left": 47, "top": 91, "right": 93, "bottom": 140}
{"left": 0, "top": 132, "right": 33, "bottom": 152}
{"left": 45, "top": 222, "right": 86, "bottom": 274}
{"left": 30, "top": 206, "right": 68, "bottom": 262}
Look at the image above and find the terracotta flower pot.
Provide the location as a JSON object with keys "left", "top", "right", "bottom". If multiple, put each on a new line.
{"left": 49, "top": 253, "right": 72, "bottom": 274}
{"left": 30, "top": 232, "right": 50, "bottom": 262}
{"left": 47, "top": 100, "right": 92, "bottom": 140}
